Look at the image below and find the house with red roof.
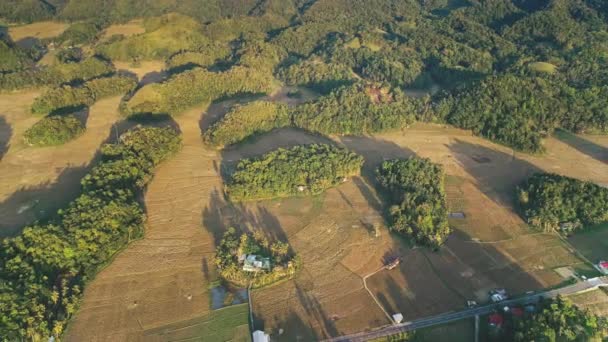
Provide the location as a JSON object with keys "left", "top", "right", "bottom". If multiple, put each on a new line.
{"left": 597, "top": 261, "right": 608, "bottom": 275}
{"left": 488, "top": 313, "right": 504, "bottom": 327}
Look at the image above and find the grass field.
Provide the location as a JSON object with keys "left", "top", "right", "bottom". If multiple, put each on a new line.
{"left": 0, "top": 93, "right": 125, "bottom": 237}
{"left": 8, "top": 21, "right": 67, "bottom": 44}
{"left": 2, "top": 87, "right": 607, "bottom": 340}
{"left": 568, "top": 223, "right": 608, "bottom": 263}
{"left": 143, "top": 303, "right": 251, "bottom": 341}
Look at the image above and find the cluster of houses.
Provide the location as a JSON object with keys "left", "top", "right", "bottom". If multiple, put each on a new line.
{"left": 488, "top": 304, "right": 536, "bottom": 329}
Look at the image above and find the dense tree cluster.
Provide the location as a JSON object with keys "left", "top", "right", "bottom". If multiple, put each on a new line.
{"left": 204, "top": 101, "right": 290, "bottom": 147}
{"left": 291, "top": 83, "right": 423, "bottom": 135}
{"left": 123, "top": 66, "right": 275, "bottom": 116}
{"left": 0, "top": 127, "right": 181, "bottom": 339}
{"left": 97, "top": 14, "right": 210, "bottom": 62}
{"left": 517, "top": 173, "right": 608, "bottom": 233}
{"left": 513, "top": 296, "right": 607, "bottom": 341}
{"left": 31, "top": 75, "right": 137, "bottom": 114}
{"left": 165, "top": 44, "right": 232, "bottom": 71}
{"left": 0, "top": 57, "right": 113, "bottom": 91}
{"left": 214, "top": 227, "right": 299, "bottom": 288}
{"left": 226, "top": 144, "right": 363, "bottom": 201}
{"left": 376, "top": 158, "right": 450, "bottom": 248}
{"left": 23, "top": 114, "right": 85, "bottom": 146}
{"left": 276, "top": 58, "right": 356, "bottom": 94}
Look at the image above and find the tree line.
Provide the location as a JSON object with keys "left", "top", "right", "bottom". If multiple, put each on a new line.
{"left": 226, "top": 144, "right": 364, "bottom": 201}
{"left": 0, "top": 127, "right": 181, "bottom": 339}
{"left": 376, "top": 157, "right": 451, "bottom": 248}
{"left": 517, "top": 173, "right": 608, "bottom": 233}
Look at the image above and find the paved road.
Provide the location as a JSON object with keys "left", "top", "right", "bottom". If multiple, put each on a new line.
{"left": 324, "top": 277, "right": 608, "bottom": 342}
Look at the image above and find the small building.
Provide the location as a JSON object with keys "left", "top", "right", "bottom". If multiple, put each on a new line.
{"left": 489, "top": 289, "right": 508, "bottom": 303}
{"left": 597, "top": 261, "right": 608, "bottom": 275}
{"left": 392, "top": 313, "right": 403, "bottom": 324}
{"left": 488, "top": 313, "right": 504, "bottom": 328}
{"left": 385, "top": 257, "right": 401, "bottom": 270}
{"left": 242, "top": 254, "right": 271, "bottom": 272}
{"left": 252, "top": 330, "right": 269, "bottom": 342}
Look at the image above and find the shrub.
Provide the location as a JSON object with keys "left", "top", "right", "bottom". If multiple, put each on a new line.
{"left": 376, "top": 157, "right": 451, "bottom": 248}
{"left": 166, "top": 44, "right": 232, "bottom": 70}
{"left": 203, "top": 101, "right": 290, "bottom": 147}
{"left": 517, "top": 173, "right": 608, "bottom": 233}
{"left": 226, "top": 144, "right": 363, "bottom": 201}
{"left": 23, "top": 115, "right": 85, "bottom": 146}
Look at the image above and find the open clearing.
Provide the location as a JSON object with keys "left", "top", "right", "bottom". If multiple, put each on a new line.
{"left": 567, "top": 288, "right": 608, "bottom": 316}
{"left": 0, "top": 93, "right": 124, "bottom": 236}
{"left": 2, "top": 89, "right": 606, "bottom": 340}
{"left": 568, "top": 223, "right": 608, "bottom": 263}
{"left": 8, "top": 21, "right": 67, "bottom": 46}
{"left": 102, "top": 20, "right": 146, "bottom": 40}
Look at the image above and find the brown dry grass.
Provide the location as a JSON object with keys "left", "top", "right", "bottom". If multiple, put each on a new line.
{"left": 8, "top": 21, "right": 67, "bottom": 43}
{"left": 567, "top": 288, "right": 608, "bottom": 316}
{"left": 102, "top": 20, "right": 145, "bottom": 40}
{"left": 3, "top": 89, "right": 605, "bottom": 340}
{"left": 0, "top": 93, "right": 123, "bottom": 236}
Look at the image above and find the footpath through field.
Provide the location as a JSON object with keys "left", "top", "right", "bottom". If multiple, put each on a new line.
{"left": 324, "top": 277, "right": 608, "bottom": 342}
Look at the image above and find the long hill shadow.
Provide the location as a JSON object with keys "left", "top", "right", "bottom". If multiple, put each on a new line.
{"left": 0, "top": 116, "right": 12, "bottom": 160}
{"left": 554, "top": 129, "right": 607, "bottom": 164}
{"left": 448, "top": 139, "right": 542, "bottom": 210}
{"left": 0, "top": 115, "right": 179, "bottom": 237}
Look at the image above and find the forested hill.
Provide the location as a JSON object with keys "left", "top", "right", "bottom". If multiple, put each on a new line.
{"left": 2, "top": 0, "right": 608, "bottom": 152}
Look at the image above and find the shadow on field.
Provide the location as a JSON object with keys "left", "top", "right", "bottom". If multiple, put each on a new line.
{"left": 219, "top": 128, "right": 336, "bottom": 175}
{"left": 554, "top": 129, "right": 608, "bottom": 164}
{"left": 0, "top": 115, "right": 180, "bottom": 237}
{"left": 448, "top": 139, "right": 541, "bottom": 210}
{"left": 0, "top": 116, "right": 12, "bottom": 160}
{"left": 0, "top": 165, "right": 88, "bottom": 237}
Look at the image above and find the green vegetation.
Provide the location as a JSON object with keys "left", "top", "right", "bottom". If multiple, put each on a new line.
{"left": 166, "top": 44, "right": 231, "bottom": 70}
{"left": 0, "top": 126, "right": 181, "bottom": 340}
{"left": 97, "top": 14, "right": 209, "bottom": 61}
{"left": 276, "top": 58, "right": 356, "bottom": 94}
{"left": 291, "top": 83, "right": 422, "bottom": 135}
{"left": 0, "top": 40, "right": 33, "bottom": 73}
{"left": 215, "top": 227, "right": 299, "bottom": 288}
{"left": 517, "top": 173, "right": 608, "bottom": 233}
{"left": 23, "top": 114, "right": 85, "bottom": 146}
{"left": 376, "top": 158, "right": 450, "bottom": 248}
{"left": 204, "top": 101, "right": 290, "bottom": 147}
{"left": 226, "top": 144, "right": 363, "bottom": 201}
{"left": 0, "top": 57, "right": 113, "bottom": 91}
{"left": 54, "top": 22, "right": 101, "bottom": 46}
{"left": 124, "top": 66, "right": 275, "bottom": 116}
{"left": 513, "top": 296, "right": 607, "bottom": 341}
{"left": 31, "top": 76, "right": 137, "bottom": 114}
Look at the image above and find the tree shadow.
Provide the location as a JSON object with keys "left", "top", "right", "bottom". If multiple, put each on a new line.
{"left": 554, "top": 129, "right": 607, "bottom": 164}
{"left": 0, "top": 165, "right": 88, "bottom": 237}
{"left": 447, "top": 139, "right": 542, "bottom": 210}
{"left": 0, "top": 115, "right": 180, "bottom": 237}
{"left": 198, "top": 94, "right": 267, "bottom": 134}
{"left": 139, "top": 70, "right": 166, "bottom": 86}
{"left": 219, "top": 128, "right": 337, "bottom": 176}
{"left": 0, "top": 116, "right": 12, "bottom": 160}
